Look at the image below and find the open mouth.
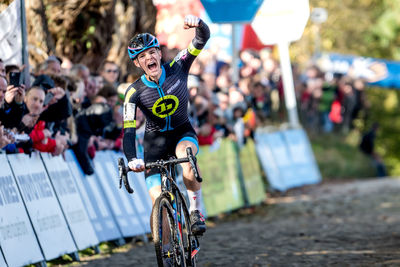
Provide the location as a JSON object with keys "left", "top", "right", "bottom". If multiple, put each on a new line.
{"left": 148, "top": 62, "right": 157, "bottom": 72}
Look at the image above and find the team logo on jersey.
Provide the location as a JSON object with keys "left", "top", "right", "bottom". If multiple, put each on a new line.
{"left": 152, "top": 95, "right": 179, "bottom": 118}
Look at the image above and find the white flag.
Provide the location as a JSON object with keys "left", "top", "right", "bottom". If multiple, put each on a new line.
{"left": 0, "top": 0, "right": 23, "bottom": 65}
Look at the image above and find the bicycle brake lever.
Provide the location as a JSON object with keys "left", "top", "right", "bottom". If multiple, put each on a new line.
{"left": 186, "top": 147, "right": 203, "bottom": 183}
{"left": 118, "top": 158, "right": 134, "bottom": 194}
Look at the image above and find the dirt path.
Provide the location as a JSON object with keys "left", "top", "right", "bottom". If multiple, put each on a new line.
{"left": 76, "top": 178, "right": 400, "bottom": 266}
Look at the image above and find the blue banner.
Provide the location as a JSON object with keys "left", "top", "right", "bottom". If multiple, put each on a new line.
{"left": 254, "top": 128, "right": 321, "bottom": 191}
{"left": 281, "top": 129, "right": 321, "bottom": 185}
{"left": 0, "top": 250, "right": 6, "bottom": 267}
{"left": 64, "top": 150, "right": 122, "bottom": 243}
{"left": 254, "top": 131, "right": 285, "bottom": 191}
{"left": 41, "top": 153, "right": 99, "bottom": 250}
{"left": 200, "top": 0, "right": 263, "bottom": 23}
{"left": 111, "top": 152, "right": 153, "bottom": 233}
{"left": 94, "top": 151, "right": 147, "bottom": 237}
{"left": 318, "top": 53, "right": 400, "bottom": 88}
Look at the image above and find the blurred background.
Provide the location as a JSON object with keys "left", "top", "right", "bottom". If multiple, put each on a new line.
{"left": 2, "top": 1, "right": 400, "bottom": 266}
{"left": 1, "top": 0, "right": 399, "bottom": 179}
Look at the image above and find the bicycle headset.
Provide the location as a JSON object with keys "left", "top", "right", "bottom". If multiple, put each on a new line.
{"left": 127, "top": 33, "right": 160, "bottom": 60}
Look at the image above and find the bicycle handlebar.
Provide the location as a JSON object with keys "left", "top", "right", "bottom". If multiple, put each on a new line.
{"left": 118, "top": 147, "right": 202, "bottom": 194}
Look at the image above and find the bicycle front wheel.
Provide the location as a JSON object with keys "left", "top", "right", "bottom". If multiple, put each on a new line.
{"left": 175, "top": 191, "right": 199, "bottom": 267}
{"left": 151, "top": 195, "right": 186, "bottom": 267}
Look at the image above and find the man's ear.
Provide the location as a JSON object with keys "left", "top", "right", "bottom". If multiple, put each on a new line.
{"left": 133, "top": 59, "right": 140, "bottom": 68}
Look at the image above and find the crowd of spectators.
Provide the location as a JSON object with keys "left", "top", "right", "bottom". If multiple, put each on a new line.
{"left": 0, "top": 45, "right": 369, "bottom": 174}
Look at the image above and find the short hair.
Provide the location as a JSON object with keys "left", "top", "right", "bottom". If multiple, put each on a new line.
{"left": 70, "top": 64, "right": 89, "bottom": 76}
{"left": 39, "top": 58, "right": 60, "bottom": 71}
{"left": 100, "top": 60, "right": 118, "bottom": 71}
{"left": 26, "top": 86, "right": 45, "bottom": 95}
{"left": 63, "top": 75, "right": 79, "bottom": 93}
{"left": 98, "top": 84, "right": 118, "bottom": 98}
{"left": 49, "top": 74, "right": 68, "bottom": 90}
{"left": 5, "top": 64, "right": 19, "bottom": 76}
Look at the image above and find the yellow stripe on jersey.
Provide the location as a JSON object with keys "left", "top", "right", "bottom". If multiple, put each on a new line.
{"left": 124, "top": 120, "right": 136, "bottom": 128}
{"left": 188, "top": 42, "right": 201, "bottom": 56}
{"left": 169, "top": 59, "right": 176, "bottom": 67}
{"left": 124, "top": 87, "right": 136, "bottom": 103}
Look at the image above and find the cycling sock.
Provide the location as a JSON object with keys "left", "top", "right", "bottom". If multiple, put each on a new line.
{"left": 187, "top": 189, "right": 202, "bottom": 213}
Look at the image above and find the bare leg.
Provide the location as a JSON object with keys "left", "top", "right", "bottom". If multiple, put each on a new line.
{"left": 175, "top": 140, "right": 200, "bottom": 192}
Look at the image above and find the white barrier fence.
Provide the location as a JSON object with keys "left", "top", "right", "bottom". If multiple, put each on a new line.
{"left": 0, "top": 150, "right": 152, "bottom": 267}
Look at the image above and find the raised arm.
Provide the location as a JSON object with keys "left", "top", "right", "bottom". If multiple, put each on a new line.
{"left": 184, "top": 15, "right": 210, "bottom": 52}
{"left": 171, "top": 15, "right": 210, "bottom": 71}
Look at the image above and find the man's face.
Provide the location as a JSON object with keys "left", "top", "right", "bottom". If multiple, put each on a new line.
{"left": 85, "top": 77, "right": 98, "bottom": 98}
{"left": 94, "top": 75, "right": 104, "bottom": 90}
{"left": 107, "top": 95, "right": 118, "bottom": 108}
{"left": 134, "top": 48, "right": 162, "bottom": 79}
{"left": 44, "top": 61, "right": 61, "bottom": 75}
{"left": 25, "top": 88, "right": 45, "bottom": 115}
{"left": 0, "top": 62, "right": 5, "bottom": 77}
{"left": 0, "top": 77, "right": 7, "bottom": 107}
{"left": 80, "top": 68, "right": 90, "bottom": 85}
{"left": 101, "top": 63, "right": 119, "bottom": 84}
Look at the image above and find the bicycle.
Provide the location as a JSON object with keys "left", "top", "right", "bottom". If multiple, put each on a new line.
{"left": 118, "top": 147, "right": 202, "bottom": 267}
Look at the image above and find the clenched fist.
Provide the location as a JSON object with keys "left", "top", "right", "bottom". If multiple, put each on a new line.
{"left": 184, "top": 15, "right": 201, "bottom": 29}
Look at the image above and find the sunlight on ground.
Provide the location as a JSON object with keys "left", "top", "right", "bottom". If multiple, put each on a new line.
{"left": 293, "top": 250, "right": 377, "bottom": 256}
{"left": 266, "top": 195, "right": 312, "bottom": 204}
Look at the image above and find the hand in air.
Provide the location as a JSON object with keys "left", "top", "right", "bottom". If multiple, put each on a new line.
{"left": 184, "top": 15, "right": 201, "bottom": 29}
{"left": 128, "top": 158, "right": 145, "bottom": 172}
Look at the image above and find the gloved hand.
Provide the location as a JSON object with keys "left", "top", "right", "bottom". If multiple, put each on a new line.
{"left": 184, "top": 15, "right": 201, "bottom": 29}
{"left": 128, "top": 158, "right": 145, "bottom": 172}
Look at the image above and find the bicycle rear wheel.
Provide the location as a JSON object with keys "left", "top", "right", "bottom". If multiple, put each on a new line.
{"left": 151, "top": 195, "right": 186, "bottom": 267}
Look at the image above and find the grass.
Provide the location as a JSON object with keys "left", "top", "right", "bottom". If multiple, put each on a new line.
{"left": 309, "top": 130, "right": 376, "bottom": 179}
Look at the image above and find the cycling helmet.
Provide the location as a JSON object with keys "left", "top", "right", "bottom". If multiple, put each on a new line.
{"left": 128, "top": 33, "right": 160, "bottom": 60}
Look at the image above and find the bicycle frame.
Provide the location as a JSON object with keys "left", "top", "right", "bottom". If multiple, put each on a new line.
{"left": 118, "top": 147, "right": 201, "bottom": 266}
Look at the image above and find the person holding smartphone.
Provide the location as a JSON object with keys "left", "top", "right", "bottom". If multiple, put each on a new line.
{"left": 0, "top": 74, "right": 25, "bottom": 129}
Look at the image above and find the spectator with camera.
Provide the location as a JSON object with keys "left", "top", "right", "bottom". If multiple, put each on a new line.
{"left": 0, "top": 75, "right": 15, "bottom": 149}
{"left": 23, "top": 86, "right": 68, "bottom": 155}
{"left": 32, "top": 74, "right": 72, "bottom": 128}
{"left": 0, "top": 71, "right": 26, "bottom": 130}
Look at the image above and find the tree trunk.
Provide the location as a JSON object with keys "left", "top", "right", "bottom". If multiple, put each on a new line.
{"left": 25, "top": 0, "right": 156, "bottom": 77}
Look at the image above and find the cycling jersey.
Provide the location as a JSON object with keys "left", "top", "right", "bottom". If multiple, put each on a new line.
{"left": 123, "top": 20, "right": 210, "bottom": 162}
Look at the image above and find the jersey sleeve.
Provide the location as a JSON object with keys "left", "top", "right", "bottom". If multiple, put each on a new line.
{"left": 123, "top": 85, "right": 139, "bottom": 161}
{"left": 169, "top": 19, "right": 210, "bottom": 72}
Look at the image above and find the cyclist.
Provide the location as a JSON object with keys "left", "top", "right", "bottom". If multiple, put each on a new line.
{"left": 123, "top": 14, "right": 210, "bottom": 236}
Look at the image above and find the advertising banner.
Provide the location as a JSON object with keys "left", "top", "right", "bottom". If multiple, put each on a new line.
{"left": 317, "top": 53, "right": 398, "bottom": 89}
{"left": 197, "top": 139, "right": 244, "bottom": 217}
{"left": 238, "top": 139, "right": 266, "bottom": 205}
{"left": 94, "top": 151, "right": 146, "bottom": 237}
{"left": 0, "top": 154, "right": 43, "bottom": 267}
{"left": 111, "top": 152, "right": 152, "bottom": 233}
{"left": 64, "top": 150, "right": 122, "bottom": 242}
{"left": 281, "top": 129, "right": 321, "bottom": 185}
{"left": 0, "top": 251, "right": 6, "bottom": 267}
{"left": 255, "top": 129, "right": 321, "bottom": 191}
{"left": 7, "top": 152, "right": 76, "bottom": 261}
{"left": 255, "top": 130, "right": 286, "bottom": 191}
{"left": 41, "top": 153, "right": 99, "bottom": 250}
